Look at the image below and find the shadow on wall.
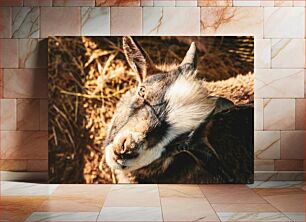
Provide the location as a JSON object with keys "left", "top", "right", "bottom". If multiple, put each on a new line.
{"left": 1, "top": 39, "right": 48, "bottom": 183}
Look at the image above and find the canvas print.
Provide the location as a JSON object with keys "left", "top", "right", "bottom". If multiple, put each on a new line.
{"left": 48, "top": 36, "right": 254, "bottom": 184}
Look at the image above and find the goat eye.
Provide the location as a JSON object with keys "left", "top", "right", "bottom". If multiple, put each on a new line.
{"left": 138, "top": 86, "right": 146, "bottom": 97}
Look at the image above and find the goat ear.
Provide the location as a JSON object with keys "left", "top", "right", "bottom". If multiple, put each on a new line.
{"left": 179, "top": 42, "right": 197, "bottom": 71}
{"left": 122, "top": 36, "right": 156, "bottom": 83}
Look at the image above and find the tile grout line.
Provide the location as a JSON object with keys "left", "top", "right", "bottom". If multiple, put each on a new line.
{"left": 157, "top": 184, "right": 165, "bottom": 222}
{"left": 198, "top": 185, "right": 222, "bottom": 222}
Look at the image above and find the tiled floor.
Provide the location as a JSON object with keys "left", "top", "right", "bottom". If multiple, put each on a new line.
{"left": 0, "top": 181, "right": 305, "bottom": 222}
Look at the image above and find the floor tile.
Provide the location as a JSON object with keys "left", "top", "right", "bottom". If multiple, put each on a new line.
{"left": 158, "top": 184, "right": 204, "bottom": 198}
{"left": 97, "top": 207, "right": 162, "bottom": 221}
{"left": 161, "top": 197, "right": 219, "bottom": 221}
{"left": 103, "top": 185, "right": 160, "bottom": 207}
{"left": 0, "top": 196, "right": 47, "bottom": 221}
{"left": 255, "top": 188, "right": 305, "bottom": 212}
{"left": 1, "top": 181, "right": 58, "bottom": 196}
{"left": 25, "top": 212, "right": 99, "bottom": 221}
{"left": 283, "top": 212, "right": 305, "bottom": 221}
{"left": 212, "top": 203, "right": 278, "bottom": 212}
{"left": 38, "top": 196, "right": 104, "bottom": 212}
{"left": 199, "top": 185, "right": 266, "bottom": 204}
{"left": 217, "top": 212, "right": 291, "bottom": 221}
{"left": 51, "top": 184, "right": 111, "bottom": 198}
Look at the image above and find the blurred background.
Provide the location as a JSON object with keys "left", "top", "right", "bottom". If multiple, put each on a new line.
{"left": 48, "top": 36, "right": 254, "bottom": 184}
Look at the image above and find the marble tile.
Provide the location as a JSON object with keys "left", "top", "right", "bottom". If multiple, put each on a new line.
{"left": 217, "top": 212, "right": 291, "bottom": 221}
{"left": 40, "top": 7, "right": 80, "bottom": 38}
{"left": 0, "top": 196, "right": 47, "bottom": 221}
{"left": 274, "top": 0, "right": 293, "bottom": 6}
{"left": 26, "top": 212, "right": 99, "bottom": 221}
{"left": 293, "top": 0, "right": 306, "bottom": 6}
{"left": 53, "top": 0, "right": 95, "bottom": 6}
{"left": 0, "top": 99, "right": 17, "bottom": 130}
{"left": 0, "top": 69, "right": 3, "bottom": 98}
{"left": 255, "top": 39, "right": 271, "bottom": 69}
{"left": 143, "top": 7, "right": 200, "bottom": 35}
{"left": 141, "top": 0, "right": 153, "bottom": 6}
{"left": 295, "top": 99, "right": 305, "bottom": 130}
{"left": 98, "top": 207, "right": 162, "bottom": 221}
{"left": 233, "top": 0, "right": 261, "bottom": 6}
{"left": 3, "top": 69, "right": 48, "bottom": 98}
{"left": 161, "top": 197, "right": 220, "bottom": 221}
{"left": 19, "top": 38, "right": 48, "bottom": 68}
{"left": 260, "top": 0, "right": 274, "bottom": 6}
{"left": 304, "top": 70, "right": 306, "bottom": 98}
{"left": 0, "top": 69, "right": 3, "bottom": 99}
{"left": 264, "top": 7, "right": 305, "bottom": 38}
{"left": 199, "top": 185, "right": 266, "bottom": 204}
{"left": 12, "top": 7, "right": 39, "bottom": 38}
{"left": 271, "top": 39, "right": 305, "bottom": 68}
{"left": 283, "top": 212, "right": 305, "bottom": 222}
{"left": 256, "top": 188, "right": 305, "bottom": 212}
{"left": 81, "top": 7, "right": 110, "bottom": 36}
{"left": 158, "top": 184, "right": 204, "bottom": 198}
{"left": 0, "top": 0, "right": 22, "bottom": 6}
{"left": 0, "top": 159, "right": 27, "bottom": 171}
{"left": 24, "top": 0, "right": 52, "bottom": 6}
{"left": 0, "top": 39, "right": 18, "bottom": 68}
{"left": 27, "top": 159, "right": 48, "bottom": 171}
{"left": 176, "top": 0, "right": 197, "bottom": 6}
{"left": 275, "top": 160, "right": 304, "bottom": 171}
{"left": 1, "top": 181, "right": 59, "bottom": 196}
{"left": 103, "top": 184, "right": 160, "bottom": 207}
{"left": 198, "top": 0, "right": 233, "bottom": 6}
{"left": 248, "top": 181, "right": 304, "bottom": 189}
{"left": 52, "top": 184, "right": 111, "bottom": 198}
{"left": 39, "top": 99, "right": 48, "bottom": 130}
{"left": 255, "top": 69, "right": 304, "bottom": 98}
{"left": 0, "top": 76, "right": 3, "bottom": 98}
{"left": 17, "top": 99, "right": 40, "bottom": 130}
{"left": 263, "top": 99, "right": 295, "bottom": 130}
{"left": 38, "top": 196, "right": 104, "bottom": 212}
{"left": 0, "top": 7, "right": 11, "bottom": 38}
{"left": 200, "top": 7, "right": 263, "bottom": 37}
{"left": 280, "top": 131, "right": 305, "bottom": 159}
{"left": 212, "top": 203, "right": 278, "bottom": 212}
{"left": 154, "top": 0, "right": 175, "bottom": 6}
{"left": 96, "top": 0, "right": 140, "bottom": 6}
{"left": 255, "top": 131, "right": 280, "bottom": 160}
{"left": 255, "top": 99, "right": 263, "bottom": 130}
{"left": 110, "top": 7, "right": 142, "bottom": 35}
{"left": 255, "top": 160, "right": 274, "bottom": 171}
{"left": 0, "top": 131, "right": 48, "bottom": 159}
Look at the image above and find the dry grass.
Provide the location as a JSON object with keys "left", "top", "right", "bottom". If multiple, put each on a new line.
{"left": 48, "top": 36, "right": 254, "bottom": 183}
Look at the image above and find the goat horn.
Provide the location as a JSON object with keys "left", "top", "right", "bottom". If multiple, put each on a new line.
{"left": 180, "top": 42, "right": 197, "bottom": 67}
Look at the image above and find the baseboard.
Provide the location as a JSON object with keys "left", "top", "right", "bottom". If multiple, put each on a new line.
{"left": 254, "top": 171, "right": 305, "bottom": 181}
{"left": 1, "top": 171, "right": 304, "bottom": 183}
{"left": 0, "top": 171, "right": 48, "bottom": 183}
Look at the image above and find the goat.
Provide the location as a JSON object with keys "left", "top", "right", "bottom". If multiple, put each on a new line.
{"left": 104, "top": 36, "right": 253, "bottom": 183}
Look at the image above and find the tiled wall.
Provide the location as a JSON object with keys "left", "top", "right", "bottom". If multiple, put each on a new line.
{"left": 0, "top": 0, "right": 305, "bottom": 180}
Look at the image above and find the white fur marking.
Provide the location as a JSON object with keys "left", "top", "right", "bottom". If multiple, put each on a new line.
{"left": 165, "top": 74, "right": 214, "bottom": 134}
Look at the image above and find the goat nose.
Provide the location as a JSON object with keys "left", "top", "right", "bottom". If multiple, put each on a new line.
{"left": 113, "top": 138, "right": 130, "bottom": 156}
{"left": 121, "top": 139, "right": 128, "bottom": 154}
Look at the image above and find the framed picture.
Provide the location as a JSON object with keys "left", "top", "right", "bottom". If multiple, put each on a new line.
{"left": 48, "top": 36, "right": 254, "bottom": 184}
